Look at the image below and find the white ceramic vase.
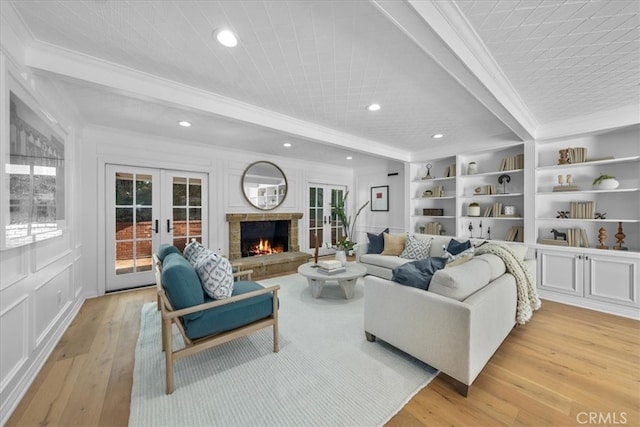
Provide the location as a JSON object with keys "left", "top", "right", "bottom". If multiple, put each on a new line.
{"left": 335, "top": 250, "right": 347, "bottom": 266}
{"left": 594, "top": 178, "right": 619, "bottom": 190}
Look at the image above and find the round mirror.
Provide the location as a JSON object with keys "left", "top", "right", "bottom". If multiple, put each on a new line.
{"left": 242, "top": 161, "right": 288, "bottom": 210}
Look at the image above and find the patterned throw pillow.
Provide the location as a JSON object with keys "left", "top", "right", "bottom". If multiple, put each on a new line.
{"left": 194, "top": 250, "right": 234, "bottom": 299}
{"left": 400, "top": 236, "right": 433, "bottom": 260}
{"left": 443, "top": 239, "right": 474, "bottom": 264}
{"left": 183, "top": 239, "right": 207, "bottom": 266}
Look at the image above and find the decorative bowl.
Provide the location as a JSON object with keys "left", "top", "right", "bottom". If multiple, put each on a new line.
{"left": 594, "top": 178, "right": 619, "bottom": 190}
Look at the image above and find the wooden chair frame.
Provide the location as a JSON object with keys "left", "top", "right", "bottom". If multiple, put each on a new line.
{"left": 153, "top": 254, "right": 279, "bottom": 394}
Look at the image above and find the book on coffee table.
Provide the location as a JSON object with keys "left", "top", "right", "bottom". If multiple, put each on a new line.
{"left": 317, "top": 266, "right": 346, "bottom": 275}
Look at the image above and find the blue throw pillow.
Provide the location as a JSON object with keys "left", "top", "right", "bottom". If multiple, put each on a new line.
{"left": 446, "top": 239, "right": 472, "bottom": 256}
{"left": 367, "top": 228, "right": 389, "bottom": 254}
{"left": 392, "top": 257, "right": 447, "bottom": 290}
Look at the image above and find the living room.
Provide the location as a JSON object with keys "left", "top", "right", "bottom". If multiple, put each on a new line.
{"left": 1, "top": 1, "right": 638, "bottom": 425}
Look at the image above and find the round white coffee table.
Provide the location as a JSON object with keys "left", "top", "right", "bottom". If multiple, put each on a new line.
{"left": 297, "top": 262, "right": 367, "bottom": 299}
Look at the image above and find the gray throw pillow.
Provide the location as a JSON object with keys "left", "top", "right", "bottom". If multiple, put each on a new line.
{"left": 392, "top": 257, "right": 447, "bottom": 290}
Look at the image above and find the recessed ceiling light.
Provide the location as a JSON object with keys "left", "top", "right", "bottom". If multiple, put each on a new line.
{"left": 367, "top": 103, "right": 381, "bottom": 112}
{"left": 432, "top": 133, "right": 444, "bottom": 139}
{"left": 346, "top": 156, "right": 353, "bottom": 160}
{"left": 178, "top": 120, "right": 192, "bottom": 127}
{"left": 214, "top": 29, "right": 238, "bottom": 47}
{"left": 283, "top": 143, "right": 292, "bottom": 148}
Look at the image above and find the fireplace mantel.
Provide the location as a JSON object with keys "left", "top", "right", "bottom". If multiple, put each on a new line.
{"left": 226, "top": 212, "right": 303, "bottom": 261}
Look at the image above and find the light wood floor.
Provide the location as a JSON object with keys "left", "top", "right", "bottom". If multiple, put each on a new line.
{"left": 7, "top": 282, "right": 640, "bottom": 427}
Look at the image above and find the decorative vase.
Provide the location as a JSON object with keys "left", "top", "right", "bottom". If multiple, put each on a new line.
{"left": 594, "top": 178, "right": 619, "bottom": 190}
{"left": 467, "top": 162, "right": 478, "bottom": 175}
{"left": 335, "top": 250, "right": 347, "bottom": 266}
{"left": 467, "top": 203, "right": 480, "bottom": 217}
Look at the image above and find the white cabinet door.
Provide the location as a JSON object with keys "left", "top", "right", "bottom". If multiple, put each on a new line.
{"left": 586, "top": 255, "right": 639, "bottom": 307}
{"left": 537, "top": 249, "right": 583, "bottom": 296}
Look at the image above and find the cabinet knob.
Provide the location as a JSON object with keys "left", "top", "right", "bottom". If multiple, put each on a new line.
{"left": 584, "top": 255, "right": 589, "bottom": 260}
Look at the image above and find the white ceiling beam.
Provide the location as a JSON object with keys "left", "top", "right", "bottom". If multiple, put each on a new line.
{"left": 373, "top": 0, "right": 536, "bottom": 142}
{"left": 25, "top": 41, "right": 411, "bottom": 162}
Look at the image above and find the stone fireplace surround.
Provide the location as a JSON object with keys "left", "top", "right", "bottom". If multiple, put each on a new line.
{"left": 226, "top": 212, "right": 309, "bottom": 279}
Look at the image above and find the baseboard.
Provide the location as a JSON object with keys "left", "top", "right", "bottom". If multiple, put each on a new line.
{"left": 0, "top": 296, "right": 85, "bottom": 426}
{"left": 538, "top": 290, "right": 640, "bottom": 320}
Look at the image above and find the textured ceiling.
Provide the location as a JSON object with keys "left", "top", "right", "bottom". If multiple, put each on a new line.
{"left": 4, "top": 0, "right": 639, "bottom": 165}
{"left": 456, "top": 0, "right": 640, "bottom": 124}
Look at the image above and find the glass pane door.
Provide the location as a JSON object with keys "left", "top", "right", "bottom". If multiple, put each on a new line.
{"left": 169, "top": 174, "right": 205, "bottom": 251}
{"left": 308, "top": 184, "right": 346, "bottom": 254}
{"left": 106, "top": 165, "right": 159, "bottom": 291}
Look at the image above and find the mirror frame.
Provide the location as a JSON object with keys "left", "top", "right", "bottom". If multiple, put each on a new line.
{"left": 241, "top": 161, "right": 288, "bottom": 210}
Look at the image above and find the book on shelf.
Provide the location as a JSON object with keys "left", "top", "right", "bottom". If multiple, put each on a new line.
{"left": 499, "top": 154, "right": 524, "bottom": 171}
{"left": 492, "top": 202, "right": 503, "bottom": 217}
{"left": 444, "top": 163, "right": 456, "bottom": 177}
{"left": 425, "top": 222, "right": 442, "bottom": 235}
{"left": 483, "top": 206, "right": 492, "bottom": 217}
{"left": 569, "top": 201, "right": 595, "bottom": 219}
{"left": 539, "top": 238, "right": 569, "bottom": 246}
{"left": 567, "top": 147, "right": 587, "bottom": 164}
{"left": 504, "top": 226, "right": 524, "bottom": 242}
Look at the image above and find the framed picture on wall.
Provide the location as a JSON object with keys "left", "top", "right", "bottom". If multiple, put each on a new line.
{"left": 1, "top": 66, "right": 67, "bottom": 250}
{"left": 370, "top": 185, "right": 389, "bottom": 212}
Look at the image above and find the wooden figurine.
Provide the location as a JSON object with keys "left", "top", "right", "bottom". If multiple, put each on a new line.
{"left": 596, "top": 227, "right": 608, "bottom": 249}
{"left": 558, "top": 149, "right": 569, "bottom": 164}
{"left": 612, "top": 222, "right": 628, "bottom": 251}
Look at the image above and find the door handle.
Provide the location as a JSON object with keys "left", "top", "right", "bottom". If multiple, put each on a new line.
{"left": 167, "top": 219, "right": 174, "bottom": 233}
{"left": 153, "top": 219, "right": 159, "bottom": 234}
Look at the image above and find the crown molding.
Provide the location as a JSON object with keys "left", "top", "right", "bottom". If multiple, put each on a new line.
{"left": 25, "top": 41, "right": 410, "bottom": 162}
{"left": 535, "top": 104, "right": 640, "bottom": 141}
{"left": 373, "top": 0, "right": 535, "bottom": 142}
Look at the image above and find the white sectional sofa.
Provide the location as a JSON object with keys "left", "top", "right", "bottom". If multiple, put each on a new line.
{"left": 358, "top": 233, "right": 535, "bottom": 395}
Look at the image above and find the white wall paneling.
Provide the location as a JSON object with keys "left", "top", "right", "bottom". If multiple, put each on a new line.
{"left": 0, "top": 295, "right": 29, "bottom": 391}
{"left": 34, "top": 264, "right": 72, "bottom": 347}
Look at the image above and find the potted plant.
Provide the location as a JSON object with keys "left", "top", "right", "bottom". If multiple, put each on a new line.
{"left": 592, "top": 173, "right": 619, "bottom": 190}
{"left": 331, "top": 191, "right": 370, "bottom": 258}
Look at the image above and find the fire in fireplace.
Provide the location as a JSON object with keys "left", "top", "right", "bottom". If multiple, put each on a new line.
{"left": 240, "top": 220, "right": 289, "bottom": 257}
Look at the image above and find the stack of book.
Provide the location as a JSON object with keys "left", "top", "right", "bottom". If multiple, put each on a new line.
{"left": 425, "top": 222, "right": 443, "bottom": 235}
{"left": 567, "top": 147, "right": 587, "bottom": 163}
{"left": 499, "top": 154, "right": 525, "bottom": 171}
{"left": 569, "top": 201, "right": 595, "bottom": 219}
{"left": 318, "top": 260, "right": 346, "bottom": 275}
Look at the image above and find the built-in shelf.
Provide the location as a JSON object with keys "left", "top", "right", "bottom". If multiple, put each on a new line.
{"left": 459, "top": 168, "right": 524, "bottom": 178}
{"left": 460, "top": 192, "right": 524, "bottom": 199}
{"left": 536, "top": 188, "right": 640, "bottom": 196}
{"left": 412, "top": 196, "right": 456, "bottom": 200}
{"left": 412, "top": 176, "right": 456, "bottom": 183}
{"left": 536, "top": 155, "right": 640, "bottom": 171}
{"left": 537, "top": 217, "right": 640, "bottom": 223}
{"left": 461, "top": 216, "right": 523, "bottom": 220}
{"left": 412, "top": 215, "right": 456, "bottom": 219}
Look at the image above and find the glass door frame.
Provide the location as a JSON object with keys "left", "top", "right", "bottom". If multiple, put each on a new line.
{"left": 307, "top": 183, "right": 347, "bottom": 255}
{"left": 104, "top": 165, "right": 208, "bottom": 292}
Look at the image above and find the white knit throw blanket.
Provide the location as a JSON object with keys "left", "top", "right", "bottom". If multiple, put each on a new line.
{"left": 475, "top": 243, "right": 541, "bottom": 324}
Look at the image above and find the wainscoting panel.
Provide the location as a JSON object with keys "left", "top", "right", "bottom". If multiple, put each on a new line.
{"left": 0, "top": 295, "right": 29, "bottom": 392}
{"left": 33, "top": 233, "right": 72, "bottom": 272}
{"left": 34, "top": 264, "right": 72, "bottom": 347}
{"left": 0, "top": 247, "right": 28, "bottom": 291}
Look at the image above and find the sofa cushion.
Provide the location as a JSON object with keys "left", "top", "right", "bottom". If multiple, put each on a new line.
{"left": 392, "top": 257, "right": 447, "bottom": 290}
{"left": 360, "top": 254, "right": 412, "bottom": 270}
{"left": 381, "top": 233, "right": 407, "bottom": 256}
{"left": 183, "top": 281, "right": 275, "bottom": 340}
{"left": 400, "top": 235, "right": 433, "bottom": 260}
{"left": 367, "top": 228, "right": 389, "bottom": 254}
{"left": 194, "top": 250, "right": 234, "bottom": 299}
{"left": 429, "top": 258, "right": 492, "bottom": 301}
{"left": 161, "top": 253, "right": 205, "bottom": 320}
{"left": 475, "top": 253, "right": 507, "bottom": 281}
{"left": 157, "top": 244, "right": 180, "bottom": 262}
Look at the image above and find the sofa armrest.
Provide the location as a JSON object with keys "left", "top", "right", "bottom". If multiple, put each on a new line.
{"left": 356, "top": 242, "right": 369, "bottom": 262}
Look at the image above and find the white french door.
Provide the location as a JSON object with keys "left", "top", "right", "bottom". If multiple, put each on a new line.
{"left": 308, "top": 184, "right": 346, "bottom": 255}
{"left": 105, "top": 165, "right": 208, "bottom": 291}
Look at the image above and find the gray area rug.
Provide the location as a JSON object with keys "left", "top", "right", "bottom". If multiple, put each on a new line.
{"left": 129, "top": 273, "right": 437, "bottom": 426}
